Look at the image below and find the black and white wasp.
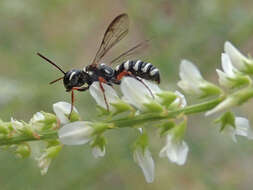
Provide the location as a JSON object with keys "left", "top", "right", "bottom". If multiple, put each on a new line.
{"left": 37, "top": 13, "right": 160, "bottom": 116}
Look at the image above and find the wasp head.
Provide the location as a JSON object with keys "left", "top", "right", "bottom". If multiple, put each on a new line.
{"left": 63, "top": 69, "right": 90, "bottom": 92}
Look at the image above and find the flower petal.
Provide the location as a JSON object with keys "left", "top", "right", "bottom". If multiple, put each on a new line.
{"left": 38, "top": 154, "right": 51, "bottom": 175}
{"left": 224, "top": 41, "right": 247, "bottom": 71}
{"left": 177, "top": 80, "right": 202, "bottom": 95}
{"left": 178, "top": 60, "right": 204, "bottom": 95}
{"left": 31, "top": 112, "right": 45, "bottom": 123}
{"left": 120, "top": 77, "right": 160, "bottom": 110}
{"left": 89, "top": 82, "right": 119, "bottom": 110}
{"left": 159, "top": 134, "right": 189, "bottom": 165}
{"left": 53, "top": 102, "right": 78, "bottom": 124}
{"left": 235, "top": 117, "right": 253, "bottom": 139}
{"left": 172, "top": 90, "right": 187, "bottom": 108}
{"left": 168, "top": 141, "right": 189, "bottom": 165}
{"left": 222, "top": 125, "right": 237, "bottom": 143}
{"left": 58, "top": 121, "right": 93, "bottom": 145}
{"left": 133, "top": 147, "right": 155, "bottom": 183}
{"left": 216, "top": 69, "right": 230, "bottom": 87}
{"left": 179, "top": 59, "right": 203, "bottom": 81}
{"left": 92, "top": 146, "right": 106, "bottom": 158}
{"left": 221, "top": 53, "right": 236, "bottom": 77}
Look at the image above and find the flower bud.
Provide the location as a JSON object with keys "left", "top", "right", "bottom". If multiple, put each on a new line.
{"left": 58, "top": 121, "right": 94, "bottom": 145}
{"left": 89, "top": 82, "right": 120, "bottom": 111}
{"left": 53, "top": 102, "right": 79, "bottom": 125}
{"left": 120, "top": 77, "right": 161, "bottom": 111}
{"left": 224, "top": 41, "right": 253, "bottom": 74}
{"left": 215, "top": 112, "right": 253, "bottom": 142}
{"left": 15, "top": 143, "right": 31, "bottom": 158}
{"left": 91, "top": 136, "right": 106, "bottom": 158}
{"left": 159, "top": 121, "right": 189, "bottom": 165}
{"left": 216, "top": 53, "right": 251, "bottom": 88}
{"left": 37, "top": 145, "right": 62, "bottom": 175}
{"left": 133, "top": 130, "right": 155, "bottom": 183}
{"left": 178, "top": 60, "right": 221, "bottom": 98}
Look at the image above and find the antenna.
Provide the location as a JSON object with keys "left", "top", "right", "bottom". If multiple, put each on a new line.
{"left": 49, "top": 76, "right": 64, "bottom": 84}
{"left": 37, "top": 52, "right": 66, "bottom": 74}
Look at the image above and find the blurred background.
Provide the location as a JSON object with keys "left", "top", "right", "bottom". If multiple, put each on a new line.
{"left": 1, "top": 0, "right": 253, "bottom": 189}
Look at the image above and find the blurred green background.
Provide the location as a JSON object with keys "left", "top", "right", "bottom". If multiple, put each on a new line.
{"left": 1, "top": 0, "right": 253, "bottom": 189}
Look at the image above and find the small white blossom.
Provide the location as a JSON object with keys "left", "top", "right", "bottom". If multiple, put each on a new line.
{"left": 177, "top": 60, "right": 204, "bottom": 95}
{"left": 30, "top": 112, "right": 45, "bottom": 124}
{"left": 159, "top": 134, "right": 189, "bottom": 165}
{"left": 37, "top": 153, "right": 51, "bottom": 175}
{"left": 36, "top": 145, "right": 62, "bottom": 175}
{"left": 53, "top": 102, "right": 78, "bottom": 124}
{"left": 89, "top": 82, "right": 119, "bottom": 110}
{"left": 92, "top": 146, "right": 106, "bottom": 158}
{"left": 133, "top": 146, "right": 155, "bottom": 183}
{"left": 223, "top": 117, "right": 253, "bottom": 142}
{"left": 224, "top": 41, "right": 253, "bottom": 72}
{"left": 178, "top": 60, "right": 221, "bottom": 97}
{"left": 29, "top": 141, "right": 46, "bottom": 159}
{"left": 58, "top": 121, "right": 94, "bottom": 145}
{"left": 120, "top": 77, "right": 161, "bottom": 111}
{"left": 11, "top": 118, "right": 25, "bottom": 133}
{"left": 216, "top": 53, "right": 250, "bottom": 88}
{"left": 171, "top": 90, "right": 187, "bottom": 108}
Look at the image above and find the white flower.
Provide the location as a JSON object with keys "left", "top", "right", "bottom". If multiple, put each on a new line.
{"left": 29, "top": 141, "right": 46, "bottom": 159}
{"left": 177, "top": 59, "right": 204, "bottom": 95}
{"left": 223, "top": 117, "right": 253, "bottom": 142}
{"left": 224, "top": 41, "right": 253, "bottom": 72}
{"left": 216, "top": 53, "right": 250, "bottom": 88}
{"left": 37, "top": 153, "right": 51, "bottom": 175}
{"left": 92, "top": 146, "right": 106, "bottom": 158}
{"left": 120, "top": 77, "right": 161, "bottom": 111}
{"left": 11, "top": 117, "right": 25, "bottom": 133}
{"left": 133, "top": 147, "right": 155, "bottom": 183}
{"left": 30, "top": 112, "right": 45, "bottom": 124}
{"left": 217, "top": 53, "right": 238, "bottom": 87}
{"left": 58, "top": 121, "right": 94, "bottom": 145}
{"left": 178, "top": 60, "right": 221, "bottom": 97}
{"left": 37, "top": 145, "right": 62, "bottom": 175}
{"left": 89, "top": 82, "right": 119, "bottom": 110}
{"left": 171, "top": 90, "right": 187, "bottom": 108}
{"left": 53, "top": 101, "right": 78, "bottom": 124}
{"left": 159, "top": 134, "right": 189, "bottom": 165}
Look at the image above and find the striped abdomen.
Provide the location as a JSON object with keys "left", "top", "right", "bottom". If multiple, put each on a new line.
{"left": 115, "top": 60, "right": 160, "bottom": 84}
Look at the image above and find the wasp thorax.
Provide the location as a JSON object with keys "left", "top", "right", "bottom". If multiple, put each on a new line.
{"left": 63, "top": 69, "right": 90, "bottom": 91}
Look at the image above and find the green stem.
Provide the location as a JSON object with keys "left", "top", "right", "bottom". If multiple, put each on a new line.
{"left": 0, "top": 97, "right": 224, "bottom": 145}
{"left": 0, "top": 131, "right": 58, "bottom": 145}
{"left": 111, "top": 96, "right": 224, "bottom": 128}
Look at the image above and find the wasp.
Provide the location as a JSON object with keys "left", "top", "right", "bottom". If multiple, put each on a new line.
{"left": 37, "top": 13, "right": 160, "bottom": 116}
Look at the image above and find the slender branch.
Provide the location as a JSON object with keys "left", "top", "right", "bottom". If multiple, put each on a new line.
{"left": 0, "top": 131, "right": 58, "bottom": 145}
{"left": 110, "top": 96, "right": 224, "bottom": 128}
{"left": 0, "top": 97, "right": 224, "bottom": 145}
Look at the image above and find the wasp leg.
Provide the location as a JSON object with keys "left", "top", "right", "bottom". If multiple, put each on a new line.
{"left": 68, "top": 90, "right": 75, "bottom": 119}
{"left": 98, "top": 77, "right": 110, "bottom": 111}
{"left": 116, "top": 71, "right": 155, "bottom": 99}
{"left": 68, "top": 86, "right": 90, "bottom": 119}
{"left": 116, "top": 70, "right": 129, "bottom": 81}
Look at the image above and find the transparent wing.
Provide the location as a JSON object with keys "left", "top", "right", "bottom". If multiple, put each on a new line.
{"left": 91, "top": 13, "right": 129, "bottom": 66}
{"left": 109, "top": 39, "right": 150, "bottom": 65}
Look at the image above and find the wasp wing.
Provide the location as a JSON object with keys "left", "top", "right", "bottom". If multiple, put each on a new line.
{"left": 90, "top": 13, "right": 129, "bottom": 66}
{"left": 109, "top": 39, "right": 150, "bottom": 66}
